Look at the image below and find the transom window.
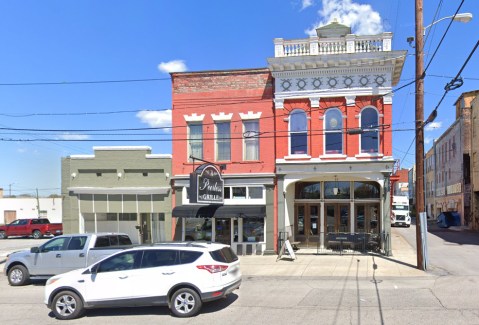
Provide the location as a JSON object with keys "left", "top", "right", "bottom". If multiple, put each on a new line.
{"left": 324, "top": 108, "right": 343, "bottom": 154}
{"left": 289, "top": 109, "right": 308, "bottom": 155}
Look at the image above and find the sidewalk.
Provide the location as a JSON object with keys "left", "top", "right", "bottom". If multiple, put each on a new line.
{"left": 239, "top": 230, "right": 428, "bottom": 278}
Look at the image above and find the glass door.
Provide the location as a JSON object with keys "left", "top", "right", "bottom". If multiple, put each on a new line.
{"left": 214, "top": 218, "right": 231, "bottom": 245}
{"left": 294, "top": 204, "right": 320, "bottom": 247}
{"left": 325, "top": 204, "right": 350, "bottom": 233}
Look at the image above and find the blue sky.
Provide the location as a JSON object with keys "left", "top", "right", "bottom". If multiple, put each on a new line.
{"left": 0, "top": 0, "right": 477, "bottom": 196}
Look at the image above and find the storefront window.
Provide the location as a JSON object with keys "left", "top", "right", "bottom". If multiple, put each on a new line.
{"left": 295, "top": 182, "right": 321, "bottom": 199}
{"left": 184, "top": 218, "right": 212, "bottom": 241}
{"left": 324, "top": 181, "right": 350, "bottom": 199}
{"left": 242, "top": 218, "right": 264, "bottom": 242}
{"left": 354, "top": 181, "right": 380, "bottom": 199}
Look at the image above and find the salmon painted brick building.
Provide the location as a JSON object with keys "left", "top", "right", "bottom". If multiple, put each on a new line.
{"left": 170, "top": 68, "right": 278, "bottom": 254}
{"left": 170, "top": 22, "right": 406, "bottom": 255}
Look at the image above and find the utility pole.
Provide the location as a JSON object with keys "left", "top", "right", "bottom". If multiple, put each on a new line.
{"left": 415, "top": 0, "right": 425, "bottom": 270}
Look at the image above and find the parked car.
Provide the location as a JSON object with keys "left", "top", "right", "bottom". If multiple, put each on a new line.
{"left": 44, "top": 242, "right": 241, "bottom": 319}
{"left": 0, "top": 218, "right": 63, "bottom": 239}
{"left": 4, "top": 233, "right": 132, "bottom": 286}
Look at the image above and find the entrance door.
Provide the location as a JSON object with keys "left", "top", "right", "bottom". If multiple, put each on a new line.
{"left": 294, "top": 204, "right": 320, "bottom": 247}
{"left": 215, "top": 218, "right": 231, "bottom": 245}
{"left": 140, "top": 213, "right": 151, "bottom": 244}
{"left": 325, "top": 204, "right": 350, "bottom": 233}
{"left": 355, "top": 203, "right": 380, "bottom": 233}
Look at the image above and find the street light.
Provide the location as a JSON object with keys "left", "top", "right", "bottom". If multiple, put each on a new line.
{"left": 423, "top": 13, "right": 473, "bottom": 35}
{"left": 415, "top": 5, "right": 473, "bottom": 270}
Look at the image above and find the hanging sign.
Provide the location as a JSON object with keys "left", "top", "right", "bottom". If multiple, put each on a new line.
{"left": 189, "top": 164, "right": 224, "bottom": 204}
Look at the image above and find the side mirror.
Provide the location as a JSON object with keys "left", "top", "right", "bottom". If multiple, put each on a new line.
{"left": 30, "top": 247, "right": 40, "bottom": 253}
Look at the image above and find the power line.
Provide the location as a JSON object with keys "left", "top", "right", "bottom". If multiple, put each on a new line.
{"left": 0, "top": 77, "right": 171, "bottom": 86}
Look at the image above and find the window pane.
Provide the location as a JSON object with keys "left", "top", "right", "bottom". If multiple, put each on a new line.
{"left": 141, "top": 250, "right": 178, "bottom": 268}
{"left": 185, "top": 218, "right": 212, "bottom": 241}
{"left": 295, "top": 182, "right": 321, "bottom": 199}
{"left": 98, "top": 251, "right": 139, "bottom": 272}
{"left": 291, "top": 133, "right": 307, "bottom": 154}
{"left": 248, "top": 187, "right": 263, "bottom": 199}
{"left": 324, "top": 181, "right": 350, "bottom": 199}
{"left": 189, "top": 124, "right": 203, "bottom": 159}
{"left": 290, "top": 110, "right": 307, "bottom": 155}
{"left": 361, "top": 130, "right": 379, "bottom": 153}
{"left": 244, "top": 120, "right": 259, "bottom": 160}
{"left": 325, "top": 132, "right": 342, "bottom": 154}
{"left": 216, "top": 122, "right": 231, "bottom": 161}
{"left": 325, "top": 109, "right": 343, "bottom": 154}
{"left": 354, "top": 181, "right": 380, "bottom": 199}
{"left": 290, "top": 110, "right": 307, "bottom": 131}
{"left": 232, "top": 187, "right": 246, "bottom": 199}
{"left": 242, "top": 218, "right": 264, "bottom": 242}
{"left": 361, "top": 108, "right": 378, "bottom": 153}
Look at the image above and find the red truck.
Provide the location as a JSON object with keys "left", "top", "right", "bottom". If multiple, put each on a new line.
{"left": 0, "top": 218, "right": 63, "bottom": 239}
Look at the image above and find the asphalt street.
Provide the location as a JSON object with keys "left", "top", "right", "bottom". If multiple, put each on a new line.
{"left": 1, "top": 228, "right": 479, "bottom": 325}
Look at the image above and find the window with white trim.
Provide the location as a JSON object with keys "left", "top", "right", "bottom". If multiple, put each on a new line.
{"left": 289, "top": 109, "right": 308, "bottom": 155}
{"left": 324, "top": 108, "right": 343, "bottom": 154}
{"left": 360, "top": 107, "right": 379, "bottom": 153}
{"left": 216, "top": 122, "right": 231, "bottom": 161}
{"left": 243, "top": 120, "right": 259, "bottom": 161}
{"left": 188, "top": 123, "right": 203, "bottom": 160}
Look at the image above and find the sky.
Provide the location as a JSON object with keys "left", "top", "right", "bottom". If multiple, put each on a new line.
{"left": 0, "top": 0, "right": 478, "bottom": 197}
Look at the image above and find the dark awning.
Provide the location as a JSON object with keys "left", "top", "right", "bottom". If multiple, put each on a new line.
{"left": 172, "top": 205, "right": 265, "bottom": 219}
{"left": 214, "top": 205, "right": 266, "bottom": 218}
{"left": 172, "top": 205, "right": 221, "bottom": 218}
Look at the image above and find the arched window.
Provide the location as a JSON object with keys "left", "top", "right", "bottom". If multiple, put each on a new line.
{"left": 361, "top": 107, "right": 379, "bottom": 153}
{"left": 324, "top": 108, "right": 343, "bottom": 154}
{"left": 289, "top": 109, "right": 308, "bottom": 155}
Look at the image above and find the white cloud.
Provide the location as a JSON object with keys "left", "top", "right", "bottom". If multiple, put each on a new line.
{"left": 301, "top": 0, "right": 314, "bottom": 10}
{"left": 58, "top": 133, "right": 90, "bottom": 140}
{"left": 17, "top": 148, "right": 27, "bottom": 153}
{"left": 425, "top": 121, "right": 442, "bottom": 132}
{"left": 424, "top": 137, "right": 433, "bottom": 145}
{"left": 137, "top": 110, "right": 172, "bottom": 132}
{"left": 158, "top": 60, "right": 188, "bottom": 73}
{"left": 306, "top": 0, "right": 383, "bottom": 36}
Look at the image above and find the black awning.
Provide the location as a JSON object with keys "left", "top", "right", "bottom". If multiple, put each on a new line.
{"left": 214, "top": 205, "right": 266, "bottom": 218}
{"left": 172, "top": 204, "right": 266, "bottom": 219}
{"left": 172, "top": 204, "right": 221, "bottom": 218}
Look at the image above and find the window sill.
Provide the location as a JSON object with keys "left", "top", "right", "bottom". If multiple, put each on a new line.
{"left": 284, "top": 154, "right": 311, "bottom": 160}
{"left": 355, "top": 153, "right": 383, "bottom": 158}
{"left": 319, "top": 154, "right": 347, "bottom": 159}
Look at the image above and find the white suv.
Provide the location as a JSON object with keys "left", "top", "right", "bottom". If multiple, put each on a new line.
{"left": 44, "top": 242, "right": 241, "bottom": 319}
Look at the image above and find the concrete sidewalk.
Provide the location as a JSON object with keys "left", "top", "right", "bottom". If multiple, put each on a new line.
{"left": 239, "top": 230, "right": 427, "bottom": 278}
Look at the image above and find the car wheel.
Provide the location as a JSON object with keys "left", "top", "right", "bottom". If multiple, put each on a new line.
{"left": 170, "top": 288, "right": 202, "bottom": 317}
{"left": 52, "top": 290, "right": 85, "bottom": 320}
{"left": 8, "top": 265, "right": 30, "bottom": 286}
{"left": 32, "top": 230, "right": 43, "bottom": 239}
{"left": 0, "top": 231, "right": 7, "bottom": 239}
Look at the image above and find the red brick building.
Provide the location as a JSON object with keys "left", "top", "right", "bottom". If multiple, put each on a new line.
{"left": 170, "top": 22, "right": 406, "bottom": 255}
{"left": 170, "top": 69, "right": 277, "bottom": 254}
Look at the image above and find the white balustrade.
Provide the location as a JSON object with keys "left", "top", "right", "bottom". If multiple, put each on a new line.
{"left": 274, "top": 33, "right": 392, "bottom": 57}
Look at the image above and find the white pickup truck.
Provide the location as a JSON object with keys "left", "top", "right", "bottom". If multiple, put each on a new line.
{"left": 4, "top": 233, "right": 133, "bottom": 286}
